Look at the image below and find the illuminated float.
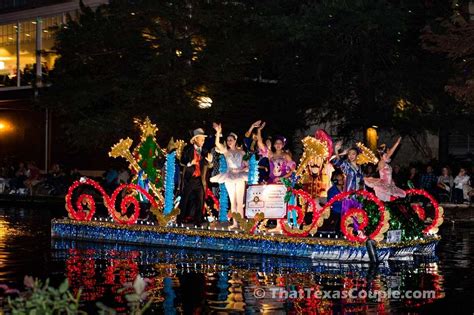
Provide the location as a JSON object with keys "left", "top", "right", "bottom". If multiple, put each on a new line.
{"left": 51, "top": 118, "right": 443, "bottom": 262}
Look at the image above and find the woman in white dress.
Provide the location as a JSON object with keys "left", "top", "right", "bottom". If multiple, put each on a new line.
{"left": 211, "top": 123, "right": 248, "bottom": 228}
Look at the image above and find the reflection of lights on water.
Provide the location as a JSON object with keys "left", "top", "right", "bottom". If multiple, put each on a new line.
{"left": 0, "top": 120, "right": 13, "bottom": 133}
{"left": 55, "top": 243, "right": 446, "bottom": 313}
{"left": 0, "top": 219, "right": 10, "bottom": 268}
{"left": 197, "top": 96, "right": 212, "bottom": 109}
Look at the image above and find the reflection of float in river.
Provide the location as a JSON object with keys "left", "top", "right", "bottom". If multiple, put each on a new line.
{"left": 52, "top": 240, "right": 445, "bottom": 313}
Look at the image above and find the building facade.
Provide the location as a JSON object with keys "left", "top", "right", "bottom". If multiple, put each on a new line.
{"left": 0, "top": 0, "right": 107, "bottom": 172}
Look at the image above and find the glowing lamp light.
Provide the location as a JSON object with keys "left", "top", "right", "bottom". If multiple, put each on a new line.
{"left": 197, "top": 96, "right": 212, "bottom": 109}
{"left": 0, "top": 62, "right": 5, "bottom": 70}
{"left": 0, "top": 121, "right": 13, "bottom": 132}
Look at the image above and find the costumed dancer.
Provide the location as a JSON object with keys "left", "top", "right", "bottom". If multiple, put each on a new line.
{"left": 332, "top": 141, "right": 364, "bottom": 192}
{"left": 178, "top": 128, "right": 213, "bottom": 226}
{"left": 331, "top": 141, "right": 364, "bottom": 234}
{"left": 364, "top": 137, "right": 406, "bottom": 201}
{"left": 256, "top": 122, "right": 296, "bottom": 183}
{"left": 256, "top": 122, "right": 296, "bottom": 232}
{"left": 243, "top": 120, "right": 270, "bottom": 183}
{"left": 210, "top": 123, "right": 248, "bottom": 229}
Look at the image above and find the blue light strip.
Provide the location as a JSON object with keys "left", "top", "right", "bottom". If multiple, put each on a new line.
{"left": 51, "top": 220, "right": 438, "bottom": 262}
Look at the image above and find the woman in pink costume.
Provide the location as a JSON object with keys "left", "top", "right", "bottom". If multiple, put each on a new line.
{"left": 365, "top": 137, "right": 406, "bottom": 201}
{"left": 210, "top": 123, "right": 248, "bottom": 229}
{"left": 256, "top": 122, "right": 296, "bottom": 183}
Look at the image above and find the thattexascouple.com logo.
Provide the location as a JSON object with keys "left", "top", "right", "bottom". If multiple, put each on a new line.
{"left": 253, "top": 287, "right": 436, "bottom": 301}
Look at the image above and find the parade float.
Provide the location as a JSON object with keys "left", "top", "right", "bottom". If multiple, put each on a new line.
{"left": 51, "top": 118, "right": 443, "bottom": 262}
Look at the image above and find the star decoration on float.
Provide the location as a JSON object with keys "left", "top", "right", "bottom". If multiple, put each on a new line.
{"left": 135, "top": 117, "right": 159, "bottom": 142}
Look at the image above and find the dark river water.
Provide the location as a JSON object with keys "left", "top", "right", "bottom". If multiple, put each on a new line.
{"left": 0, "top": 206, "right": 472, "bottom": 314}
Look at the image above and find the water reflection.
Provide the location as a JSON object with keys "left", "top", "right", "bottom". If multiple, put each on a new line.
{"left": 0, "top": 206, "right": 470, "bottom": 313}
{"left": 0, "top": 208, "right": 51, "bottom": 283}
{"left": 52, "top": 240, "right": 445, "bottom": 314}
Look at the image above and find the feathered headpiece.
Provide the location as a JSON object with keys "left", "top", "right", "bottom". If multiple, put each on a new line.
{"left": 314, "top": 129, "right": 334, "bottom": 159}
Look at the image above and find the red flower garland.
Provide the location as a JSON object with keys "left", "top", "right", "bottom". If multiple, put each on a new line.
{"left": 66, "top": 179, "right": 158, "bottom": 225}
{"left": 109, "top": 184, "right": 158, "bottom": 225}
{"left": 65, "top": 179, "right": 109, "bottom": 221}
{"left": 404, "top": 189, "right": 442, "bottom": 234}
{"left": 280, "top": 189, "right": 387, "bottom": 242}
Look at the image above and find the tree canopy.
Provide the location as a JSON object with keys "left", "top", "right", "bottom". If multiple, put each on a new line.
{"left": 41, "top": 0, "right": 463, "bottom": 153}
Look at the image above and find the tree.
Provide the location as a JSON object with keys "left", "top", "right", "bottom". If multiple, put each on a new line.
{"left": 42, "top": 0, "right": 457, "bottom": 159}
{"left": 422, "top": 1, "right": 474, "bottom": 109}
{"left": 43, "top": 0, "right": 214, "bottom": 149}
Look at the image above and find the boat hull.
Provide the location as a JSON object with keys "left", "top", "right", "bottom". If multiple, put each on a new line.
{"left": 51, "top": 219, "right": 438, "bottom": 262}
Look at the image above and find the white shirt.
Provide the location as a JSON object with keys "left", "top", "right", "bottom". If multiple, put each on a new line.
{"left": 454, "top": 175, "right": 470, "bottom": 189}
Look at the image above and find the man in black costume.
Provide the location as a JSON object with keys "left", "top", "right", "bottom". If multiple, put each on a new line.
{"left": 178, "top": 128, "right": 213, "bottom": 226}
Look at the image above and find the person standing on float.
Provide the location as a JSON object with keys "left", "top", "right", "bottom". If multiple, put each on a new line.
{"left": 365, "top": 137, "right": 406, "bottom": 201}
{"left": 210, "top": 123, "right": 248, "bottom": 229}
{"left": 178, "top": 128, "right": 213, "bottom": 226}
{"left": 256, "top": 122, "right": 296, "bottom": 232}
{"left": 332, "top": 141, "right": 364, "bottom": 192}
{"left": 256, "top": 122, "right": 296, "bottom": 183}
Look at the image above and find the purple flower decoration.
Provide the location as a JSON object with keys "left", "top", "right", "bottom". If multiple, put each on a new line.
{"left": 342, "top": 198, "right": 362, "bottom": 234}
{"left": 352, "top": 216, "right": 360, "bottom": 232}
{"left": 342, "top": 199, "right": 362, "bottom": 216}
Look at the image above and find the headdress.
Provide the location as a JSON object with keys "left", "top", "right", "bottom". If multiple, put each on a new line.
{"left": 314, "top": 129, "right": 334, "bottom": 158}
{"left": 295, "top": 136, "right": 329, "bottom": 176}
{"left": 355, "top": 142, "right": 379, "bottom": 165}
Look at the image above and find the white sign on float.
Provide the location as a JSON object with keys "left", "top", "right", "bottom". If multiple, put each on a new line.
{"left": 245, "top": 184, "right": 287, "bottom": 219}
{"left": 386, "top": 230, "right": 402, "bottom": 243}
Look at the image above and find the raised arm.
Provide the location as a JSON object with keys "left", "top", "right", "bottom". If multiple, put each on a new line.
{"left": 387, "top": 137, "right": 402, "bottom": 159}
{"left": 212, "top": 122, "right": 227, "bottom": 154}
{"left": 333, "top": 141, "right": 348, "bottom": 160}
{"left": 245, "top": 120, "right": 261, "bottom": 138}
{"left": 256, "top": 122, "right": 267, "bottom": 151}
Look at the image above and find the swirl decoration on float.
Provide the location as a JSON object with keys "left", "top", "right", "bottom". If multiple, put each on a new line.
{"left": 404, "top": 188, "right": 444, "bottom": 234}
{"left": 66, "top": 179, "right": 159, "bottom": 225}
{"left": 279, "top": 190, "right": 389, "bottom": 242}
{"left": 334, "top": 190, "right": 389, "bottom": 242}
{"left": 278, "top": 189, "right": 330, "bottom": 237}
{"left": 109, "top": 183, "right": 158, "bottom": 225}
{"left": 65, "top": 178, "right": 109, "bottom": 221}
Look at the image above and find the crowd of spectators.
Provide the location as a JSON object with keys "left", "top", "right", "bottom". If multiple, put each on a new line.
{"left": 363, "top": 163, "right": 474, "bottom": 204}
{"left": 0, "top": 158, "right": 133, "bottom": 197}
